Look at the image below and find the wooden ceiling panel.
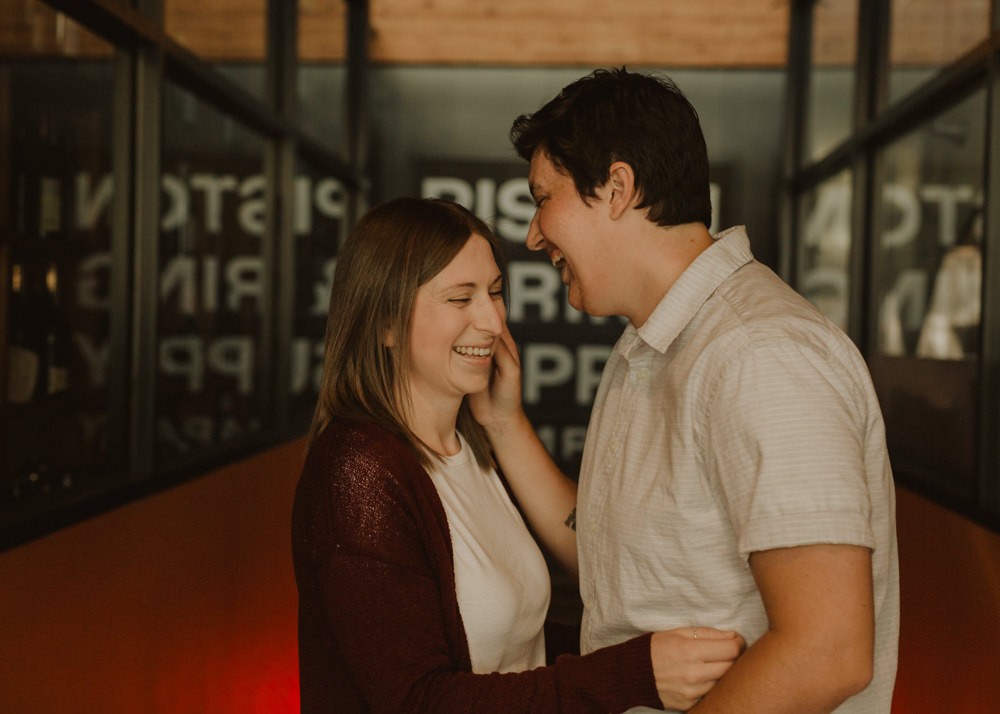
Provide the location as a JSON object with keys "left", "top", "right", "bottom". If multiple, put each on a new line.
{"left": 369, "top": 0, "right": 791, "bottom": 67}
{"left": 0, "top": 1, "right": 112, "bottom": 58}
{"left": 4, "top": 0, "right": 989, "bottom": 70}
{"left": 0, "top": 0, "right": 790, "bottom": 66}
{"left": 889, "top": 0, "right": 990, "bottom": 66}
{"left": 375, "top": 0, "right": 780, "bottom": 22}
{"left": 165, "top": 3, "right": 268, "bottom": 61}
{"left": 299, "top": 0, "right": 347, "bottom": 61}
{"left": 812, "top": 0, "right": 857, "bottom": 66}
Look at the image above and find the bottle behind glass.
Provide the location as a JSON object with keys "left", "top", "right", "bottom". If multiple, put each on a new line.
{"left": 7, "top": 262, "right": 41, "bottom": 404}
{"left": 39, "top": 262, "right": 71, "bottom": 397}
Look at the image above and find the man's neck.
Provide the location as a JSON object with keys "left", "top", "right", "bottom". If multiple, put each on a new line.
{"left": 622, "top": 221, "right": 714, "bottom": 327}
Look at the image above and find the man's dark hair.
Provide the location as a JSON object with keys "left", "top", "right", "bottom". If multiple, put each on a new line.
{"left": 510, "top": 67, "right": 712, "bottom": 229}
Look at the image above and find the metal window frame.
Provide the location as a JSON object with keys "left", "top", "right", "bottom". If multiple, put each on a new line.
{"left": 1, "top": 0, "right": 368, "bottom": 550}
{"left": 784, "top": 0, "right": 1000, "bottom": 532}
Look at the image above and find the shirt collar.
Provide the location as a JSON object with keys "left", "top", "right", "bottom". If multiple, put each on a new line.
{"left": 622, "top": 225, "right": 754, "bottom": 355}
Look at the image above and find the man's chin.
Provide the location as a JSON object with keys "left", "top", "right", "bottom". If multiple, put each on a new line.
{"left": 567, "top": 291, "right": 588, "bottom": 316}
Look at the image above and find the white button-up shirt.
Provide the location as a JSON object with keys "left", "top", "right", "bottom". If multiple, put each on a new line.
{"left": 577, "top": 226, "right": 899, "bottom": 713}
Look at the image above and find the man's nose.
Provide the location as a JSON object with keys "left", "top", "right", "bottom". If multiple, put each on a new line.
{"left": 526, "top": 211, "right": 545, "bottom": 252}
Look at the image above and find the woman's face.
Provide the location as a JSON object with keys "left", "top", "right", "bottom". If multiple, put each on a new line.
{"left": 405, "top": 233, "right": 506, "bottom": 412}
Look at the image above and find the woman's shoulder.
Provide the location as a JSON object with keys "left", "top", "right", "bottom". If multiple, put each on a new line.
{"left": 293, "top": 419, "right": 439, "bottom": 565}
{"left": 315, "top": 417, "right": 403, "bottom": 450}
{"left": 307, "top": 418, "right": 422, "bottom": 486}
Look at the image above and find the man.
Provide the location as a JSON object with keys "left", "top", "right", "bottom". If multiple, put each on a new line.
{"left": 475, "top": 68, "right": 899, "bottom": 712}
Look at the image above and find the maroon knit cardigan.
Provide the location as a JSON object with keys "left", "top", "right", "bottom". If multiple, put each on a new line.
{"left": 291, "top": 419, "right": 661, "bottom": 713}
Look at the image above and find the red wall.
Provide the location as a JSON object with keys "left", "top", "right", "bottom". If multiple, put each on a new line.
{"left": 0, "top": 439, "right": 305, "bottom": 714}
{"left": 1, "top": 439, "right": 999, "bottom": 712}
{"left": 892, "top": 488, "right": 1000, "bottom": 712}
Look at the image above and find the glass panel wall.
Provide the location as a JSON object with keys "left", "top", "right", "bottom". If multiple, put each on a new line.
{"left": 874, "top": 91, "right": 985, "bottom": 360}
{"left": 164, "top": 0, "right": 268, "bottom": 100}
{"left": 807, "top": 0, "right": 857, "bottom": 162}
{"left": 786, "top": 1, "right": 999, "bottom": 526}
{"left": 1, "top": 3, "right": 116, "bottom": 525}
{"left": 0, "top": 0, "right": 114, "bottom": 58}
{"left": 289, "top": 154, "right": 343, "bottom": 418}
{"left": 0, "top": 0, "right": 363, "bottom": 549}
{"left": 299, "top": 0, "right": 347, "bottom": 152}
{"left": 156, "top": 83, "right": 269, "bottom": 468}
{"left": 871, "top": 89, "right": 985, "bottom": 496}
{"left": 371, "top": 67, "right": 785, "bottom": 266}
{"left": 888, "top": 0, "right": 991, "bottom": 105}
{"left": 799, "top": 168, "right": 853, "bottom": 330}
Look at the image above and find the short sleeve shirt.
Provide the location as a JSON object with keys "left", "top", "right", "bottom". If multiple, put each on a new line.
{"left": 577, "top": 226, "right": 900, "bottom": 713}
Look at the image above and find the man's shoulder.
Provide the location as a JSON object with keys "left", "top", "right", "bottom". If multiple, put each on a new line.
{"left": 713, "top": 262, "right": 833, "bottom": 337}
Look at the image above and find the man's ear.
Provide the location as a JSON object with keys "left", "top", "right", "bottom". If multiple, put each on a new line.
{"left": 606, "top": 161, "right": 638, "bottom": 220}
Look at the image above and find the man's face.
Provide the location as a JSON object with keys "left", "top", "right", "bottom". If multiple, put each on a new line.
{"left": 526, "top": 150, "right": 612, "bottom": 316}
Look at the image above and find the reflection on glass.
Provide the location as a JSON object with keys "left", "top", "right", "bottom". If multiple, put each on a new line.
{"left": 799, "top": 170, "right": 853, "bottom": 330}
{"left": 889, "top": 0, "right": 990, "bottom": 105}
{"left": 876, "top": 91, "right": 985, "bottom": 359}
{"left": 289, "top": 156, "right": 344, "bottom": 417}
{"left": 870, "top": 89, "right": 985, "bottom": 494}
{"left": 914, "top": 213, "right": 981, "bottom": 359}
{"left": 299, "top": 0, "right": 348, "bottom": 152}
{"left": 807, "top": 0, "right": 857, "bottom": 162}
{"left": 1, "top": 3, "right": 115, "bottom": 523}
{"left": 164, "top": 0, "right": 266, "bottom": 101}
{"left": 157, "top": 84, "right": 267, "bottom": 466}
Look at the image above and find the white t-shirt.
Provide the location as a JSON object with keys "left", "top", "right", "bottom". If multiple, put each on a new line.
{"left": 428, "top": 433, "right": 550, "bottom": 674}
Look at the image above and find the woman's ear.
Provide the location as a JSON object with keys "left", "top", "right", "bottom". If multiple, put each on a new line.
{"left": 383, "top": 329, "right": 395, "bottom": 348}
{"left": 606, "top": 161, "right": 638, "bottom": 220}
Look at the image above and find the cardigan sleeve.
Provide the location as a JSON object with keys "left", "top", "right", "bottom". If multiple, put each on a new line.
{"left": 292, "top": 422, "right": 662, "bottom": 713}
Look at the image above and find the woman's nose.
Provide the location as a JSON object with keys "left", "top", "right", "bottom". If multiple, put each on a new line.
{"left": 475, "top": 297, "right": 505, "bottom": 334}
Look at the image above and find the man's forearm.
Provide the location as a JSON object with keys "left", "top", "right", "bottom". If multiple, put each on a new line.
{"left": 693, "top": 544, "right": 875, "bottom": 713}
{"left": 690, "top": 629, "right": 868, "bottom": 713}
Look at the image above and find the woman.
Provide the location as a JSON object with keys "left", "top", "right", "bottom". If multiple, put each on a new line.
{"left": 292, "top": 197, "right": 741, "bottom": 712}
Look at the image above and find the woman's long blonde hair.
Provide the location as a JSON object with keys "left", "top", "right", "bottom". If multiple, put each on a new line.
{"left": 307, "top": 197, "right": 505, "bottom": 469}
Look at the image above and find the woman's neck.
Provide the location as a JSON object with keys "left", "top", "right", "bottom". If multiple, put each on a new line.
{"left": 403, "top": 388, "right": 462, "bottom": 457}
